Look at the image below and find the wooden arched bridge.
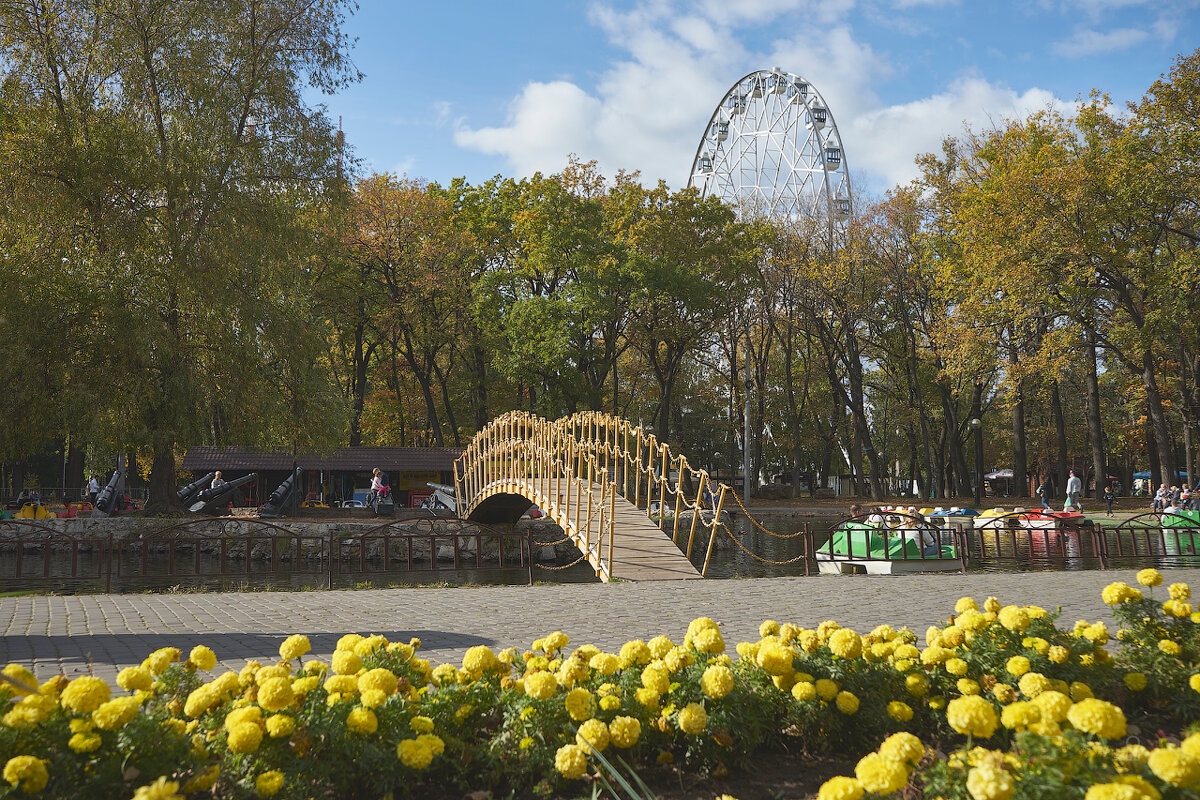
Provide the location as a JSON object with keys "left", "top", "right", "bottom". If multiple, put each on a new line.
{"left": 453, "top": 411, "right": 747, "bottom": 582}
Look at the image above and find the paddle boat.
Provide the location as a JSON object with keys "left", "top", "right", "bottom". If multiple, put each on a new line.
{"left": 815, "top": 511, "right": 961, "bottom": 575}
{"left": 1017, "top": 509, "right": 1087, "bottom": 532}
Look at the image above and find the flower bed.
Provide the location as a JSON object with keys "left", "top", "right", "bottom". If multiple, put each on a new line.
{"left": 2, "top": 568, "right": 1199, "bottom": 799}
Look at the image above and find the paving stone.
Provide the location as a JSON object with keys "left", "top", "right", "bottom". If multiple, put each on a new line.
{"left": 3, "top": 568, "right": 1198, "bottom": 684}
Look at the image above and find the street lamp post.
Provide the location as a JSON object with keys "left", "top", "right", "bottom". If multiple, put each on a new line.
{"left": 969, "top": 417, "right": 983, "bottom": 507}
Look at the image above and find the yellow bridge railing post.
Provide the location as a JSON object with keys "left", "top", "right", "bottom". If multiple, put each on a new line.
{"left": 701, "top": 485, "right": 728, "bottom": 577}
{"left": 685, "top": 472, "right": 708, "bottom": 558}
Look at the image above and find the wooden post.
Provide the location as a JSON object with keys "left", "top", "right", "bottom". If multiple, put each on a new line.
{"left": 701, "top": 485, "right": 728, "bottom": 576}
{"left": 657, "top": 445, "right": 668, "bottom": 531}
{"left": 685, "top": 472, "right": 708, "bottom": 557}
{"left": 608, "top": 474, "right": 616, "bottom": 579}
{"left": 671, "top": 459, "right": 685, "bottom": 543}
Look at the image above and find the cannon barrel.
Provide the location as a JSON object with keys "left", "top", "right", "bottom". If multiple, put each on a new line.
{"left": 259, "top": 468, "right": 302, "bottom": 519}
{"left": 189, "top": 472, "right": 258, "bottom": 515}
{"left": 92, "top": 467, "right": 125, "bottom": 518}
{"left": 176, "top": 472, "right": 216, "bottom": 506}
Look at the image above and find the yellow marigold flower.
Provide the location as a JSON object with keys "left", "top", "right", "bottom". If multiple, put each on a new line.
{"left": 257, "top": 677, "right": 294, "bottom": 713}
{"left": 555, "top": 743, "right": 588, "bottom": 779}
{"left": 641, "top": 664, "right": 670, "bottom": 695}
{"left": 331, "top": 651, "right": 362, "bottom": 676}
{"left": 116, "top": 666, "right": 154, "bottom": 693}
{"left": 692, "top": 627, "right": 725, "bottom": 655}
{"left": 760, "top": 619, "right": 781, "bottom": 637}
{"left": 59, "top": 676, "right": 110, "bottom": 714}
{"left": 646, "top": 635, "right": 673, "bottom": 659}
{"left": 1102, "top": 582, "right": 1142, "bottom": 605}
{"left": 324, "top": 674, "right": 358, "bottom": 695}
{"left": 518, "top": 736, "right": 534, "bottom": 750}
{"left": 1071, "top": 682, "right": 1094, "bottom": 701}
{"left": 254, "top": 665, "right": 289, "bottom": 686}
{"left": 1, "top": 664, "right": 37, "bottom": 696}
{"left": 997, "top": 606, "right": 1030, "bottom": 632}
{"left": 1018, "top": 672, "right": 1051, "bottom": 699}
{"left": 836, "top": 691, "right": 859, "bottom": 715}
{"left": 945, "top": 657, "right": 974, "bottom": 676}
{"left": 92, "top": 696, "right": 140, "bottom": 731}
{"left": 946, "top": 695, "right": 999, "bottom": 739}
{"left": 3, "top": 756, "right": 48, "bottom": 794}
{"left": 525, "top": 670, "right": 558, "bottom": 700}
{"left": 980, "top": 596, "right": 1000, "bottom": 614}
{"left": 855, "top": 752, "right": 908, "bottom": 794}
{"left": 598, "top": 695, "right": 620, "bottom": 712}
{"left": 180, "top": 764, "right": 219, "bottom": 794}
{"left": 417, "top": 733, "right": 443, "bottom": 756}
{"left": 68, "top": 732, "right": 102, "bottom": 753}
{"left": 942, "top": 626, "right": 966, "bottom": 647}
{"left": 358, "top": 668, "right": 398, "bottom": 696}
{"left": 635, "top": 687, "right": 660, "bottom": 709}
{"left": 887, "top": 701, "right": 913, "bottom": 722}
{"left": 966, "top": 764, "right": 1013, "bottom": 800}
{"left": 304, "top": 660, "right": 328, "bottom": 675}
{"left": 346, "top": 707, "right": 377, "bottom": 735}
{"left": 1042, "top": 645, "right": 1067, "bottom": 664}
{"left": 609, "top": 715, "right": 641, "bottom": 748}
{"left": 278, "top": 634, "right": 310, "bottom": 661}
{"left": 1001, "top": 701, "right": 1041, "bottom": 730}
{"left": 584, "top": 653, "right": 617, "bottom": 675}
{"left": 1166, "top": 600, "right": 1194, "bottom": 618}
{"left": 430, "top": 663, "right": 457, "bottom": 686}
{"left": 894, "top": 643, "right": 920, "bottom": 660}
{"left": 354, "top": 635, "right": 387, "bottom": 656}
{"left": 664, "top": 646, "right": 693, "bottom": 673}
{"left": 131, "top": 775, "right": 182, "bottom": 800}
{"left": 818, "top": 776, "right": 864, "bottom": 800}
{"left": 227, "top": 722, "right": 263, "bottom": 754}
{"left": 828, "top": 629, "right": 863, "bottom": 660}
{"left": 577, "top": 718, "right": 610, "bottom": 752}
{"left": 225, "top": 706, "right": 262, "bottom": 731}
{"left": 183, "top": 686, "right": 219, "bottom": 719}
{"left": 905, "top": 673, "right": 928, "bottom": 698}
{"left": 701, "top": 665, "right": 734, "bottom": 699}
{"left": 143, "top": 648, "right": 180, "bottom": 676}
{"left": 1124, "top": 672, "right": 1148, "bottom": 691}
{"left": 879, "top": 732, "right": 923, "bottom": 765}
{"left": 185, "top": 645, "right": 215, "bottom": 672}
{"left": 1137, "top": 568, "right": 1164, "bottom": 587}
{"left": 816, "top": 678, "right": 839, "bottom": 701}
{"left": 251, "top": 770, "right": 284, "bottom": 797}
{"left": 265, "top": 714, "right": 294, "bottom": 738}
{"left": 542, "top": 631, "right": 569, "bottom": 652}
{"left": 992, "top": 683, "right": 1017, "bottom": 704}
{"left": 617, "top": 639, "right": 650, "bottom": 667}
{"left": 1168, "top": 582, "right": 1191, "bottom": 601}
{"left": 756, "top": 642, "right": 794, "bottom": 676}
{"left": 1033, "top": 691, "right": 1071, "bottom": 723}
{"left": 1114, "top": 744, "right": 1152, "bottom": 770}
{"left": 921, "top": 646, "right": 953, "bottom": 666}
{"left": 678, "top": 702, "right": 707, "bottom": 734}
{"left": 956, "top": 597, "right": 979, "bottom": 614}
{"left": 1148, "top": 746, "right": 1200, "bottom": 787}
{"left": 1067, "top": 698, "right": 1126, "bottom": 740}
{"left": 564, "top": 688, "right": 595, "bottom": 722}
{"left": 462, "top": 645, "right": 498, "bottom": 677}
{"left": 1158, "top": 639, "right": 1182, "bottom": 655}
{"left": 397, "top": 738, "right": 434, "bottom": 770}
{"left": 958, "top": 678, "right": 981, "bottom": 696}
{"left": 792, "top": 681, "right": 817, "bottom": 701}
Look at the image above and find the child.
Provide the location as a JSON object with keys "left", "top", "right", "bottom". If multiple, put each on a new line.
{"left": 1102, "top": 484, "right": 1115, "bottom": 517}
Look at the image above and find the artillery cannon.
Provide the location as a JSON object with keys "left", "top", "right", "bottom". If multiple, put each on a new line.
{"left": 92, "top": 466, "right": 125, "bottom": 518}
{"left": 176, "top": 472, "right": 216, "bottom": 507}
{"left": 259, "top": 468, "right": 302, "bottom": 519}
{"left": 188, "top": 472, "right": 257, "bottom": 515}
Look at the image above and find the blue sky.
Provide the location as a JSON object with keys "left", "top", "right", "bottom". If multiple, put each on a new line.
{"left": 316, "top": 0, "right": 1200, "bottom": 199}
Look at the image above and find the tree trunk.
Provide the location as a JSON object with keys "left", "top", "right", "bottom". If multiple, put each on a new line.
{"left": 1141, "top": 349, "right": 1174, "bottom": 487}
{"left": 470, "top": 342, "right": 488, "bottom": 432}
{"left": 1051, "top": 384, "right": 1068, "bottom": 494}
{"left": 1085, "top": 330, "right": 1107, "bottom": 497}
{"left": 1012, "top": 382, "right": 1028, "bottom": 497}
{"left": 432, "top": 359, "right": 462, "bottom": 447}
{"left": 1146, "top": 413, "right": 1161, "bottom": 489}
{"left": 939, "top": 384, "right": 968, "bottom": 498}
{"left": 144, "top": 441, "right": 179, "bottom": 514}
{"left": 66, "top": 440, "right": 85, "bottom": 495}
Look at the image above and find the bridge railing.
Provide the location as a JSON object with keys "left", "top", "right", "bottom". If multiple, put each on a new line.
{"left": 455, "top": 410, "right": 759, "bottom": 578}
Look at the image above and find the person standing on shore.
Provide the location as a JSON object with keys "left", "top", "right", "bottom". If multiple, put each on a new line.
{"left": 1102, "top": 484, "right": 1115, "bottom": 517}
{"left": 1066, "top": 470, "right": 1083, "bottom": 513}
{"left": 1036, "top": 478, "right": 1052, "bottom": 510}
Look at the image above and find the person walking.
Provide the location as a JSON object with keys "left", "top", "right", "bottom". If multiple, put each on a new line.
{"left": 87, "top": 475, "right": 100, "bottom": 506}
{"left": 1102, "top": 484, "right": 1115, "bottom": 517}
{"left": 1036, "top": 478, "right": 1052, "bottom": 510}
{"left": 1066, "top": 470, "right": 1083, "bottom": 513}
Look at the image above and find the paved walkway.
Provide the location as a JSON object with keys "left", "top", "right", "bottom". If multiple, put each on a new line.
{"left": 4, "top": 568, "right": 1199, "bottom": 684}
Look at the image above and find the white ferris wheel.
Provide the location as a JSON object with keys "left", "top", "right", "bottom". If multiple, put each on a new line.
{"left": 687, "top": 68, "right": 853, "bottom": 223}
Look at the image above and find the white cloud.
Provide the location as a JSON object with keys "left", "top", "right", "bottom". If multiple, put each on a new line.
{"left": 452, "top": 0, "right": 1072, "bottom": 195}
{"left": 849, "top": 78, "right": 1062, "bottom": 188}
{"left": 1052, "top": 27, "right": 1151, "bottom": 58}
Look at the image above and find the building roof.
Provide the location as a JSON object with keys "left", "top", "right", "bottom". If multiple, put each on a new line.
{"left": 181, "top": 446, "right": 463, "bottom": 473}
